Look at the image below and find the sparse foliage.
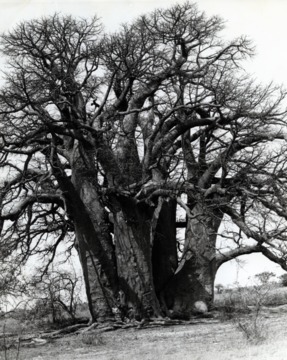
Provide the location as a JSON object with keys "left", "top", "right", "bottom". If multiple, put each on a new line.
{"left": 255, "top": 272, "right": 276, "bottom": 285}
{"left": 217, "top": 276, "right": 277, "bottom": 343}
{"left": 234, "top": 282, "right": 273, "bottom": 343}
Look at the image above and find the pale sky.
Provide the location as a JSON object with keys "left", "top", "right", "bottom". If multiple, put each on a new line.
{"left": 1, "top": 0, "right": 287, "bottom": 286}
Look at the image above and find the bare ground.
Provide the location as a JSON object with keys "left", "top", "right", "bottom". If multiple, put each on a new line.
{"left": 2, "top": 307, "right": 287, "bottom": 360}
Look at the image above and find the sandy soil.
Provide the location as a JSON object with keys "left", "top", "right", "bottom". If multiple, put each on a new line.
{"left": 3, "top": 309, "right": 287, "bottom": 360}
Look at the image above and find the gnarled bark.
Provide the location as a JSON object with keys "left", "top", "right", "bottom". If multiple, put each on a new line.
{"left": 48, "top": 147, "right": 118, "bottom": 322}
{"left": 166, "top": 203, "right": 223, "bottom": 317}
{"left": 69, "top": 145, "right": 120, "bottom": 322}
{"left": 113, "top": 197, "right": 162, "bottom": 319}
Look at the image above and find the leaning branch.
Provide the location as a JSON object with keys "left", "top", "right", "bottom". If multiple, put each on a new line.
{"left": 216, "top": 245, "right": 261, "bottom": 269}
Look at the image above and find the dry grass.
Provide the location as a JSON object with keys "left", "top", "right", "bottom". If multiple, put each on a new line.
{"left": 214, "top": 283, "right": 287, "bottom": 308}
{"left": 0, "top": 309, "right": 283, "bottom": 360}
{"left": 1, "top": 287, "right": 287, "bottom": 359}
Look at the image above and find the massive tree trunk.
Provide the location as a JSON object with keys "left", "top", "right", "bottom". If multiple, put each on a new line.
{"left": 73, "top": 216, "right": 115, "bottom": 322}
{"left": 112, "top": 197, "right": 162, "bottom": 320}
{"left": 57, "top": 184, "right": 118, "bottom": 322}
{"left": 54, "top": 145, "right": 120, "bottom": 322}
{"left": 73, "top": 190, "right": 118, "bottom": 319}
{"left": 166, "top": 202, "right": 223, "bottom": 317}
{"left": 51, "top": 142, "right": 227, "bottom": 322}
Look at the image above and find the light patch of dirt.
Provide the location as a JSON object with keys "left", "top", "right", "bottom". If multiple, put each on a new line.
{"left": 3, "top": 311, "right": 287, "bottom": 360}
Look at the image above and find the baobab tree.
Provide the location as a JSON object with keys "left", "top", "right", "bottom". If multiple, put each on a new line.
{"left": 1, "top": 2, "right": 287, "bottom": 322}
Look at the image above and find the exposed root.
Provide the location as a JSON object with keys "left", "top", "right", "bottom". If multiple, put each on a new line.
{"left": 0, "top": 315, "right": 220, "bottom": 350}
{"left": 79, "top": 316, "right": 220, "bottom": 334}
{"left": 40, "top": 323, "right": 90, "bottom": 338}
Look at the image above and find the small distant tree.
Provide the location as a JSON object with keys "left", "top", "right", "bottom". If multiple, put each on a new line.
{"left": 280, "top": 274, "right": 287, "bottom": 287}
{"left": 27, "top": 268, "right": 82, "bottom": 324}
{"left": 255, "top": 272, "right": 275, "bottom": 285}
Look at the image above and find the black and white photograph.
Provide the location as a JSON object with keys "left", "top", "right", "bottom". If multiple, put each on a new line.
{"left": 0, "top": 0, "right": 287, "bottom": 359}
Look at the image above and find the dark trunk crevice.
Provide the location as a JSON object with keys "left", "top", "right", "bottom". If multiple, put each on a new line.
{"left": 152, "top": 199, "right": 178, "bottom": 313}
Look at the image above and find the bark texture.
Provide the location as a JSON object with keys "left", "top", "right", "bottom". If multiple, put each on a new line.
{"left": 66, "top": 145, "right": 119, "bottom": 321}
{"left": 166, "top": 203, "right": 223, "bottom": 316}
{"left": 113, "top": 198, "right": 162, "bottom": 319}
